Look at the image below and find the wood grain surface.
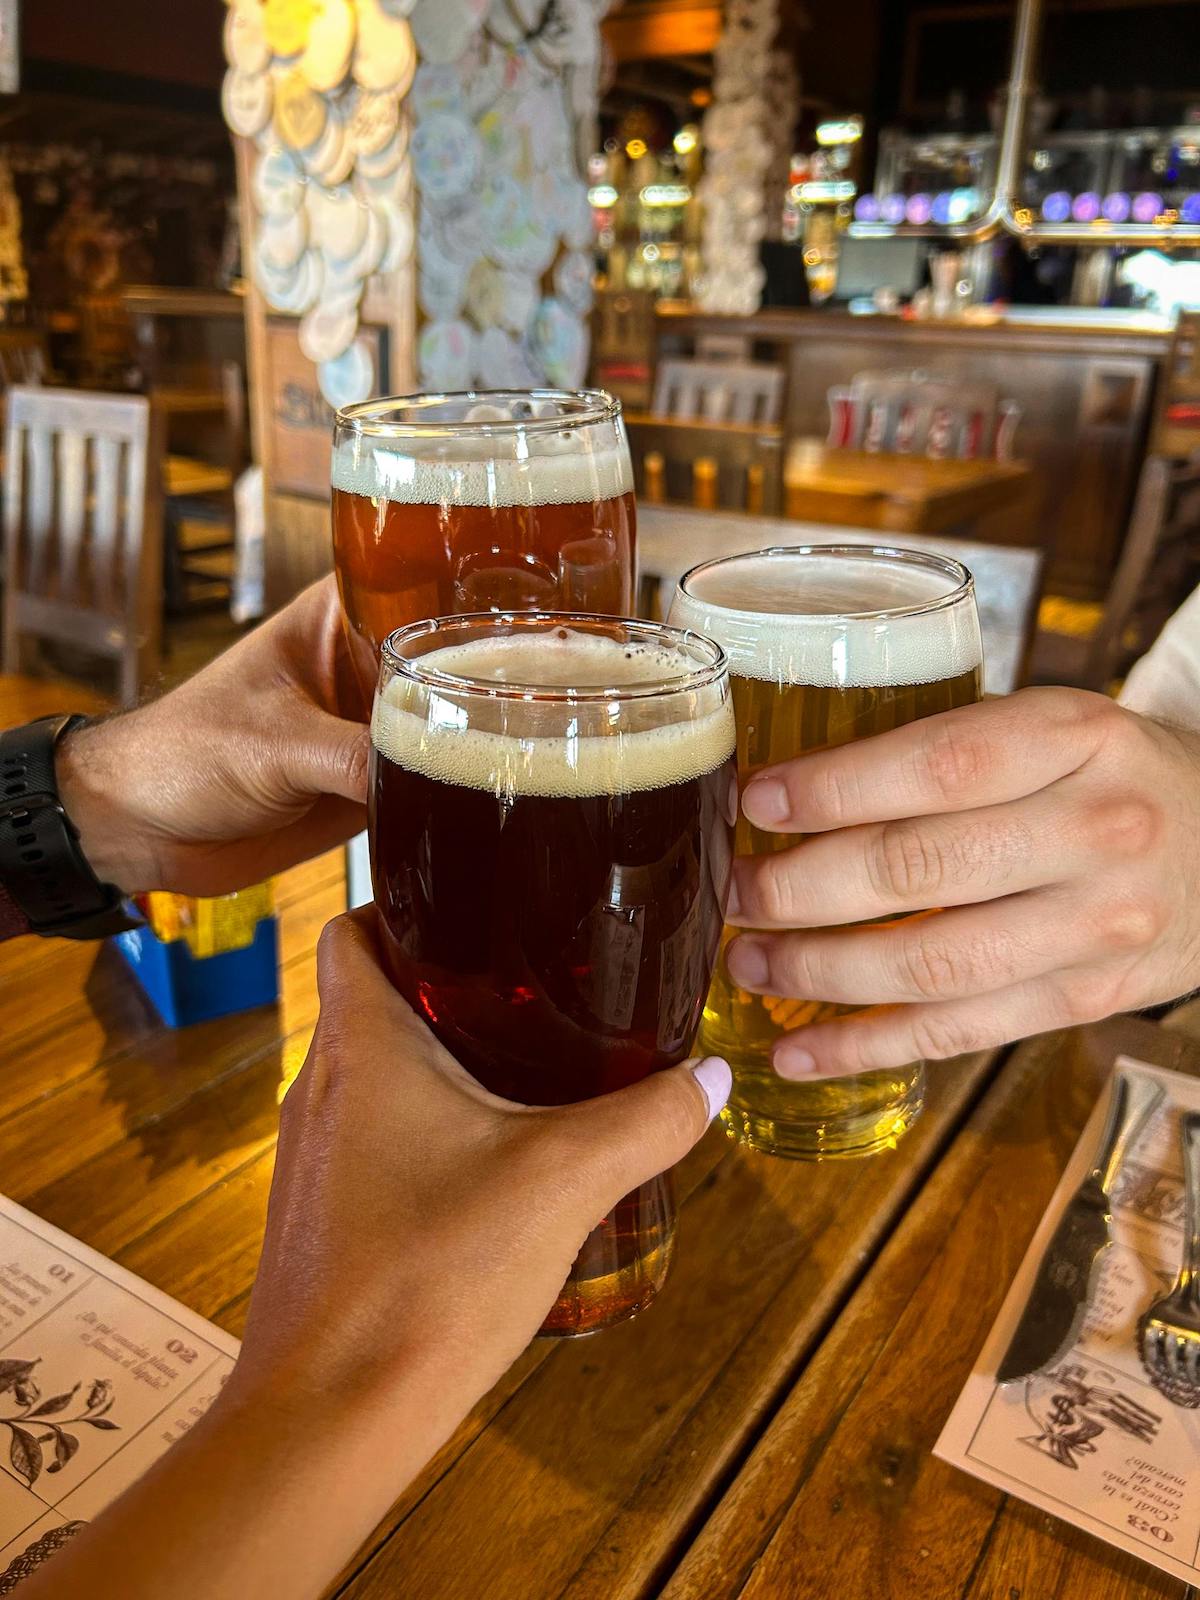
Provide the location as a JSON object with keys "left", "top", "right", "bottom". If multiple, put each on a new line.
{"left": 661, "top": 1016, "right": 1200, "bottom": 1600}
{"left": 1, "top": 736, "right": 1193, "bottom": 1600}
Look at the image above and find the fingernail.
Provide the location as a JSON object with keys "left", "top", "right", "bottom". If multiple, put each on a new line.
{"left": 775, "top": 1043, "right": 818, "bottom": 1079}
{"left": 744, "top": 777, "right": 789, "bottom": 827}
{"left": 691, "top": 1056, "right": 732, "bottom": 1121}
{"left": 726, "top": 936, "right": 769, "bottom": 989}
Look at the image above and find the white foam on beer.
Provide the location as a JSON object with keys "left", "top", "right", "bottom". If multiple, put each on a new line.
{"left": 371, "top": 633, "right": 734, "bottom": 799}
{"left": 331, "top": 433, "right": 633, "bottom": 509}
{"left": 672, "top": 551, "right": 982, "bottom": 689}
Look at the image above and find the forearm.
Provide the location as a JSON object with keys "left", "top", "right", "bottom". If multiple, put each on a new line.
{"left": 20, "top": 1363, "right": 468, "bottom": 1600}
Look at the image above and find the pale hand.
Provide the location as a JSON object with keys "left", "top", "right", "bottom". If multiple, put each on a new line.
{"left": 56, "top": 576, "right": 369, "bottom": 896}
{"left": 724, "top": 689, "right": 1200, "bottom": 1078}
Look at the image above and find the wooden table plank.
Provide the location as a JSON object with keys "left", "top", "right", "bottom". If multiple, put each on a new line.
{"left": 661, "top": 1017, "right": 1198, "bottom": 1600}
{"left": 337, "top": 1051, "right": 1002, "bottom": 1600}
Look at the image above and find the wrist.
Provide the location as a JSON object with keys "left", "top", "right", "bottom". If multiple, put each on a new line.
{"left": 56, "top": 717, "right": 161, "bottom": 893}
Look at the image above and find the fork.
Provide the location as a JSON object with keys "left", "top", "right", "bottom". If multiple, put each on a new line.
{"left": 1139, "top": 1110, "right": 1200, "bottom": 1407}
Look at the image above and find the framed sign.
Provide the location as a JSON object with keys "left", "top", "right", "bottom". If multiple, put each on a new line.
{"left": 263, "top": 316, "right": 389, "bottom": 499}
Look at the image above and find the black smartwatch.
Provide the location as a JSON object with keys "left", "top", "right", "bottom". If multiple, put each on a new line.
{"left": 0, "top": 715, "right": 144, "bottom": 940}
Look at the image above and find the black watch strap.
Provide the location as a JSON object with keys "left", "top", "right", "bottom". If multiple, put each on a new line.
{"left": 0, "top": 716, "right": 144, "bottom": 940}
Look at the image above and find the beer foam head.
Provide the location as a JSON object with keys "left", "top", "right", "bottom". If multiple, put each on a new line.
{"left": 371, "top": 630, "right": 734, "bottom": 798}
{"left": 671, "top": 548, "right": 983, "bottom": 689}
{"left": 332, "top": 396, "right": 633, "bottom": 508}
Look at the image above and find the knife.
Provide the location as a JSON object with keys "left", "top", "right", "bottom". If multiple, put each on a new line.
{"left": 996, "top": 1067, "right": 1165, "bottom": 1384}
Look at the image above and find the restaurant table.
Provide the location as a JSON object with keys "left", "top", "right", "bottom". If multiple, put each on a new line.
{"left": 637, "top": 504, "right": 1045, "bottom": 697}
{"left": 783, "top": 440, "right": 1034, "bottom": 536}
{"left": 0, "top": 673, "right": 109, "bottom": 726}
{"left": 2, "top": 685, "right": 1198, "bottom": 1598}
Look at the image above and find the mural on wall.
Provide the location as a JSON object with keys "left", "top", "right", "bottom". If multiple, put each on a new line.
{"left": 696, "top": 0, "right": 780, "bottom": 315}
{"left": 221, "top": 0, "right": 604, "bottom": 405}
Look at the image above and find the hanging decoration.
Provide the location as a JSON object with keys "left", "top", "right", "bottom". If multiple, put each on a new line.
{"left": 406, "top": 0, "right": 603, "bottom": 391}
{"left": 222, "top": 0, "right": 607, "bottom": 403}
{"left": 221, "top": 0, "right": 417, "bottom": 412}
{"left": 696, "top": 0, "right": 779, "bottom": 315}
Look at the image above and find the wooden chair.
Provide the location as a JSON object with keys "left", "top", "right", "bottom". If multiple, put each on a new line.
{"left": 625, "top": 413, "right": 783, "bottom": 518}
{"left": 591, "top": 288, "right": 657, "bottom": 411}
{"left": 163, "top": 360, "right": 246, "bottom": 611}
{"left": 1152, "top": 311, "right": 1200, "bottom": 460}
{"left": 652, "top": 358, "right": 784, "bottom": 425}
{"left": 2, "top": 386, "right": 163, "bottom": 707}
{"left": 1084, "top": 451, "right": 1200, "bottom": 689}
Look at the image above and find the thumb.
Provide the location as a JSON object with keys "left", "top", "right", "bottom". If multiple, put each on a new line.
{"left": 283, "top": 705, "right": 371, "bottom": 807}
{"left": 554, "top": 1057, "right": 732, "bottom": 1211}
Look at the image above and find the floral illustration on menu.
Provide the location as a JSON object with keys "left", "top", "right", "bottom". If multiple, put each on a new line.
{"left": 0, "top": 1359, "right": 120, "bottom": 1488}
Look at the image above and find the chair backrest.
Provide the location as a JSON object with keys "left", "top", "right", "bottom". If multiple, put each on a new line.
{"left": 1085, "top": 452, "right": 1200, "bottom": 689}
{"left": 652, "top": 358, "right": 785, "bottom": 425}
{"left": 2, "top": 386, "right": 163, "bottom": 706}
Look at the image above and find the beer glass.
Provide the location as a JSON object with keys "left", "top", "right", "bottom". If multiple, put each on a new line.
{"left": 332, "top": 390, "right": 636, "bottom": 699}
{"left": 368, "top": 612, "right": 736, "bottom": 1335}
{"left": 670, "top": 545, "right": 983, "bottom": 1161}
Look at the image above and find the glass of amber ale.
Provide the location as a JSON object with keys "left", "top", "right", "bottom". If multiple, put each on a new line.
{"left": 369, "top": 612, "right": 736, "bottom": 1335}
{"left": 670, "top": 546, "right": 983, "bottom": 1161}
{"left": 332, "top": 390, "right": 635, "bottom": 699}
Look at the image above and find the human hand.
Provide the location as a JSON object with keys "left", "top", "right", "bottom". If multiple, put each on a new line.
{"left": 724, "top": 689, "right": 1200, "bottom": 1077}
{"left": 55, "top": 576, "right": 368, "bottom": 895}
{"left": 231, "top": 908, "right": 730, "bottom": 1424}
{"left": 19, "top": 910, "right": 728, "bottom": 1600}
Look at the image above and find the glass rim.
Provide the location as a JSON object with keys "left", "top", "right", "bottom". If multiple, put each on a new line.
{"left": 379, "top": 611, "right": 728, "bottom": 704}
{"left": 677, "top": 544, "right": 975, "bottom": 623}
{"left": 335, "top": 388, "right": 622, "bottom": 439}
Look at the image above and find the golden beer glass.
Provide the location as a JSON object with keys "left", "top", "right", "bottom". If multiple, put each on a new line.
{"left": 670, "top": 545, "right": 983, "bottom": 1159}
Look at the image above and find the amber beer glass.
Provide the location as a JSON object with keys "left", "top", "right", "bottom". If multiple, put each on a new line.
{"left": 670, "top": 546, "right": 983, "bottom": 1160}
{"left": 368, "top": 613, "right": 736, "bottom": 1334}
{"left": 332, "top": 390, "right": 636, "bottom": 698}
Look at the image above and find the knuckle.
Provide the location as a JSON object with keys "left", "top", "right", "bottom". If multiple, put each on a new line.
{"left": 1086, "top": 796, "right": 1163, "bottom": 860}
{"left": 910, "top": 1008, "right": 986, "bottom": 1061}
{"left": 896, "top": 933, "right": 972, "bottom": 1000}
{"left": 808, "top": 757, "right": 864, "bottom": 827}
{"left": 873, "top": 821, "right": 946, "bottom": 902}
{"left": 1096, "top": 895, "right": 1167, "bottom": 953}
{"left": 343, "top": 731, "right": 371, "bottom": 799}
{"left": 751, "top": 858, "right": 801, "bottom": 927}
{"left": 1055, "top": 969, "right": 1127, "bottom": 1026}
{"left": 916, "top": 720, "right": 991, "bottom": 804}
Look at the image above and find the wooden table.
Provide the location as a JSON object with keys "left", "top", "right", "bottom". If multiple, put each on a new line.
{"left": 783, "top": 440, "right": 1034, "bottom": 536}
{"left": 1, "top": 677, "right": 1197, "bottom": 1598}
{"left": 0, "top": 674, "right": 109, "bottom": 726}
{"left": 637, "top": 505, "right": 1045, "bottom": 697}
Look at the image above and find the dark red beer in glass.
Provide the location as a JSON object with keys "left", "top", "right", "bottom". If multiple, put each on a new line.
{"left": 368, "top": 614, "right": 735, "bottom": 1335}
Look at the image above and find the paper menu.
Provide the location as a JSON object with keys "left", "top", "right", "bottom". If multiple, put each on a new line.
{"left": 936, "top": 1055, "right": 1200, "bottom": 1586}
{"left": 0, "top": 1193, "right": 239, "bottom": 1588}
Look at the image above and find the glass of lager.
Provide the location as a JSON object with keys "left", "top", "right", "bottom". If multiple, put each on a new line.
{"left": 332, "top": 391, "right": 636, "bottom": 700}
{"left": 670, "top": 545, "right": 983, "bottom": 1160}
{"left": 368, "top": 612, "right": 736, "bottom": 1335}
